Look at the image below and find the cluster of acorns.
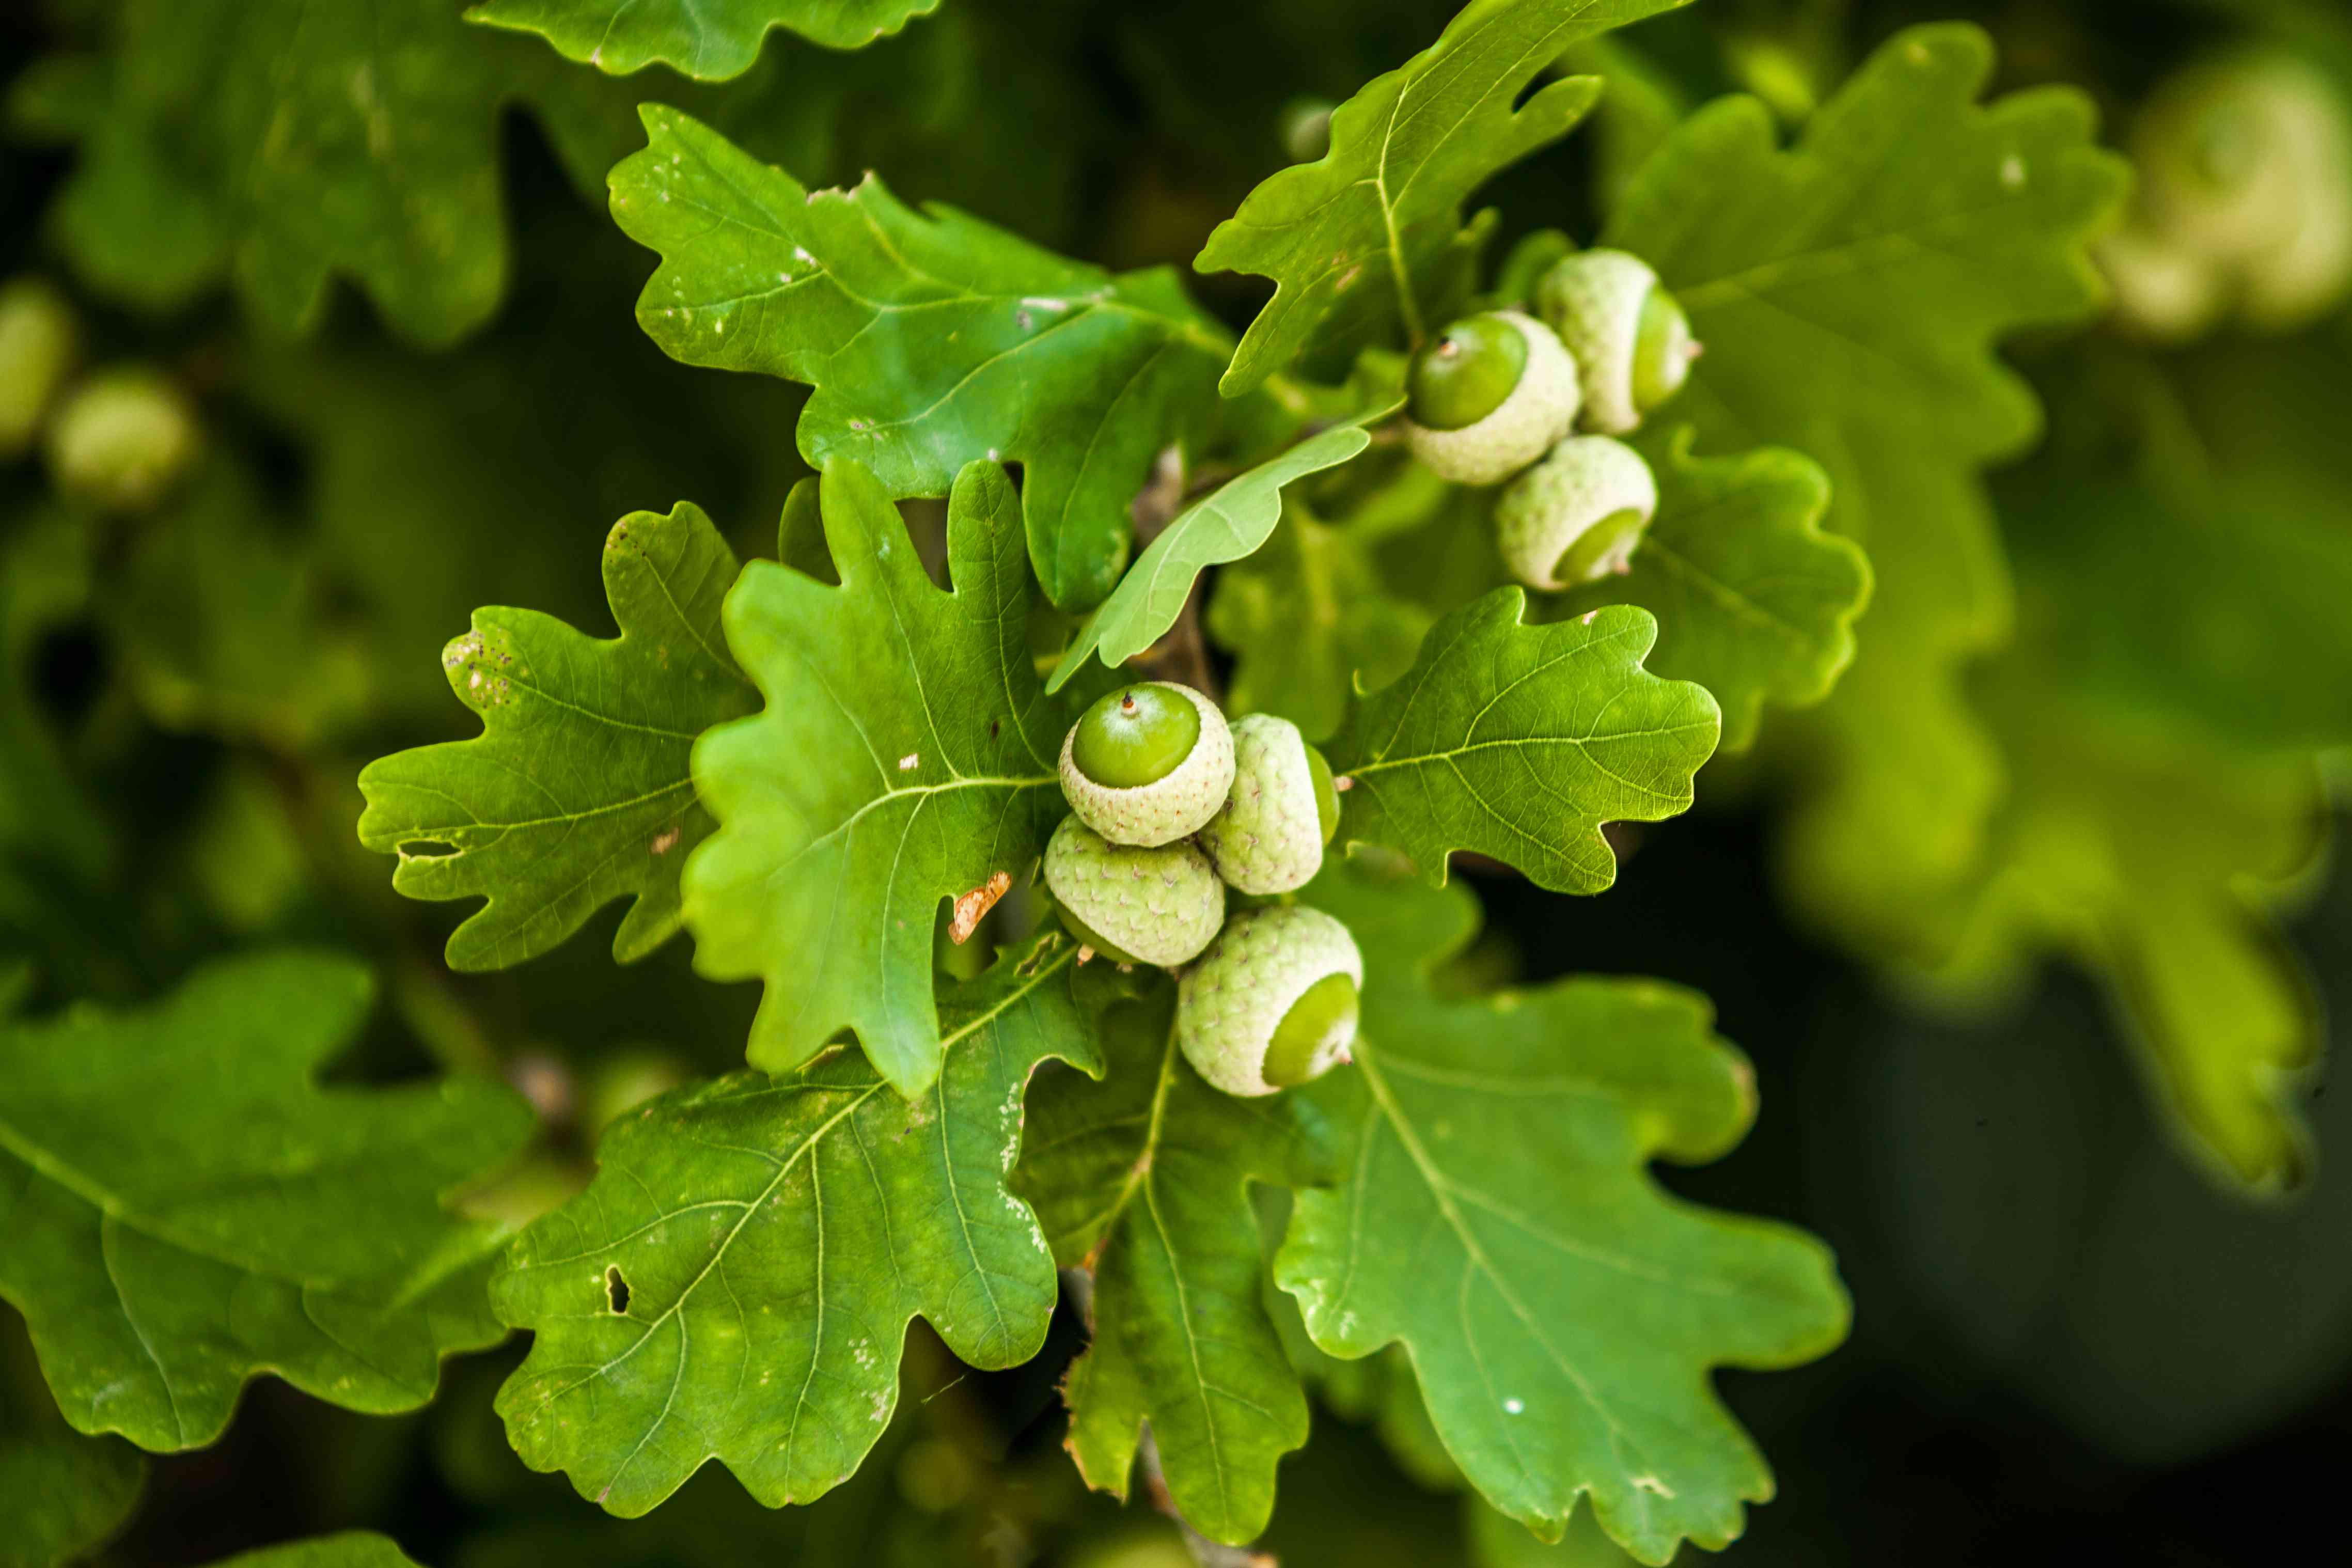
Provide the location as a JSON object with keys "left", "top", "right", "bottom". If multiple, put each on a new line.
{"left": 1046, "top": 681, "right": 1359, "bottom": 1100}
{"left": 1400, "top": 249, "right": 1700, "bottom": 592}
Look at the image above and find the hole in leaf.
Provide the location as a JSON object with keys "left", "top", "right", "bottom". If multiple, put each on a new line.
{"left": 604, "top": 1265, "right": 631, "bottom": 1314}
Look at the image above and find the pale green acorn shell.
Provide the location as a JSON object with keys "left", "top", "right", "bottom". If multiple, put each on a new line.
{"left": 1043, "top": 816, "right": 1226, "bottom": 968}
{"left": 1535, "top": 249, "right": 1665, "bottom": 436}
{"left": 1057, "top": 682, "right": 1236, "bottom": 847}
{"left": 44, "top": 367, "right": 199, "bottom": 513}
{"left": 1177, "top": 906, "right": 1362, "bottom": 1098}
{"left": 1404, "top": 310, "right": 1581, "bottom": 486}
{"left": 1199, "top": 714, "right": 1324, "bottom": 895}
{"left": 1494, "top": 435, "right": 1659, "bottom": 591}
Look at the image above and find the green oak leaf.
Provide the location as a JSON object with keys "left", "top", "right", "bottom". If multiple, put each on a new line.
{"left": 493, "top": 932, "right": 1100, "bottom": 1516}
{"left": 1195, "top": 0, "right": 1691, "bottom": 395}
{"left": 13, "top": 0, "right": 642, "bottom": 344}
{"left": 1553, "top": 433, "right": 1871, "bottom": 751}
{"left": 1940, "top": 671, "right": 2326, "bottom": 1194}
{"left": 357, "top": 502, "right": 757, "bottom": 972}
{"left": 1321, "top": 595, "right": 1720, "bottom": 892}
{"left": 1048, "top": 405, "right": 1396, "bottom": 692}
{"left": 1207, "top": 496, "right": 1437, "bottom": 742}
{"left": 1015, "top": 973, "right": 1339, "bottom": 1545}
{"left": 0, "top": 952, "right": 531, "bottom": 1452}
{"left": 684, "top": 459, "right": 1067, "bottom": 1097}
{"left": 1285, "top": 863, "right": 1851, "bottom": 1562}
{"left": 469, "top": 0, "right": 940, "bottom": 77}
{"left": 207, "top": 1536, "right": 424, "bottom": 1568}
{"left": 610, "top": 105, "right": 1230, "bottom": 608}
{"left": 0, "top": 1425, "right": 143, "bottom": 1568}
{"left": 1602, "top": 24, "right": 2127, "bottom": 947}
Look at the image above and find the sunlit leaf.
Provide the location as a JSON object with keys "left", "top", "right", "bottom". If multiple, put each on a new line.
{"left": 1015, "top": 973, "right": 1340, "bottom": 1544}
{"left": 358, "top": 503, "right": 756, "bottom": 971}
{"left": 610, "top": 105, "right": 1230, "bottom": 607}
{"left": 469, "top": 0, "right": 940, "bottom": 78}
{"left": 1197, "top": 0, "right": 1691, "bottom": 394}
{"left": 492, "top": 933, "right": 1099, "bottom": 1516}
{"left": 1283, "top": 863, "right": 1850, "bottom": 1562}
{"left": 684, "top": 459, "right": 1074, "bottom": 1096}
{"left": 1322, "top": 595, "right": 1719, "bottom": 891}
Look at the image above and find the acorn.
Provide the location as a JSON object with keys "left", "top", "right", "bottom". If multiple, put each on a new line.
{"left": 1198, "top": 714, "right": 1340, "bottom": 895}
{"left": 0, "top": 277, "right": 78, "bottom": 457}
{"left": 43, "top": 366, "right": 200, "bottom": 512}
{"left": 1176, "top": 906, "right": 1362, "bottom": 1097}
{"left": 1043, "top": 816, "right": 1226, "bottom": 968}
{"left": 1493, "top": 435, "right": 1660, "bottom": 591}
{"left": 1534, "top": 250, "right": 1701, "bottom": 435}
{"left": 1403, "top": 310, "right": 1582, "bottom": 486}
{"left": 1058, "top": 681, "right": 1236, "bottom": 848}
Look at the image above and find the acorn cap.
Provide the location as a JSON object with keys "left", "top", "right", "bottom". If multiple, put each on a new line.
{"left": 1043, "top": 816, "right": 1226, "bottom": 968}
{"left": 1199, "top": 714, "right": 1326, "bottom": 895}
{"left": 1494, "top": 435, "right": 1660, "bottom": 591}
{"left": 1177, "top": 906, "right": 1363, "bottom": 1097}
{"left": 1058, "top": 682, "right": 1236, "bottom": 847}
{"left": 1404, "top": 310, "right": 1581, "bottom": 486}
{"left": 0, "top": 277, "right": 79, "bottom": 456}
{"left": 1536, "top": 249, "right": 1680, "bottom": 436}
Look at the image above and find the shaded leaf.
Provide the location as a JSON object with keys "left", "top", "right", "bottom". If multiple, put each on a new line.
{"left": 208, "top": 1536, "right": 425, "bottom": 1568}
{"left": 1321, "top": 595, "right": 1719, "bottom": 892}
{"left": 1284, "top": 864, "right": 1851, "bottom": 1562}
{"left": 1602, "top": 24, "right": 2127, "bottom": 946}
{"left": 1196, "top": 0, "right": 1690, "bottom": 394}
{"left": 492, "top": 933, "right": 1098, "bottom": 1516}
{"left": 1015, "top": 974, "right": 1339, "bottom": 1544}
{"left": 0, "top": 953, "right": 531, "bottom": 1452}
{"left": 358, "top": 502, "right": 757, "bottom": 971}
{"left": 1207, "top": 496, "right": 1436, "bottom": 742}
{"left": 684, "top": 458, "right": 1068, "bottom": 1097}
{"left": 610, "top": 105, "right": 1231, "bottom": 608}
{"left": 0, "top": 1425, "right": 143, "bottom": 1568}
{"left": 1048, "top": 407, "right": 1393, "bottom": 692}
{"left": 16, "top": 0, "right": 642, "bottom": 343}
{"left": 469, "top": 0, "right": 940, "bottom": 78}
{"left": 1556, "top": 433, "right": 1870, "bottom": 751}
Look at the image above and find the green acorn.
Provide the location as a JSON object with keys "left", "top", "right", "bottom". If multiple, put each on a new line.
{"left": 1493, "top": 435, "right": 1659, "bottom": 591}
{"left": 1043, "top": 815, "right": 1225, "bottom": 968}
{"left": 2131, "top": 53, "right": 2352, "bottom": 331}
{"left": 0, "top": 277, "right": 79, "bottom": 457}
{"left": 1177, "top": 906, "right": 1362, "bottom": 1097}
{"left": 44, "top": 366, "right": 200, "bottom": 512}
{"left": 1534, "top": 250, "right": 1700, "bottom": 435}
{"left": 1403, "top": 310, "right": 1582, "bottom": 486}
{"left": 1059, "top": 681, "right": 1236, "bottom": 848}
{"left": 1198, "top": 714, "right": 1339, "bottom": 895}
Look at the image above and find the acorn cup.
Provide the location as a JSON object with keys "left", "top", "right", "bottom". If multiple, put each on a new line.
{"left": 1176, "top": 906, "right": 1363, "bottom": 1097}
{"left": 1403, "top": 309, "right": 1582, "bottom": 485}
{"left": 1043, "top": 816, "right": 1226, "bottom": 968}
{"left": 1534, "top": 249, "right": 1702, "bottom": 435}
{"left": 1058, "top": 681, "right": 1236, "bottom": 848}
{"left": 1198, "top": 714, "right": 1340, "bottom": 895}
{"left": 1494, "top": 434, "right": 1660, "bottom": 591}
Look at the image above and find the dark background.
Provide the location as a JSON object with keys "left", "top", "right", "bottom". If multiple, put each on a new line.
{"left": 4, "top": 2, "right": 2346, "bottom": 1563}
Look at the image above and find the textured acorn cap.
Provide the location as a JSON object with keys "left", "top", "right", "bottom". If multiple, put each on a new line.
{"left": 1059, "top": 682, "right": 1235, "bottom": 847}
{"left": 1536, "top": 249, "right": 1668, "bottom": 436}
{"left": 44, "top": 367, "right": 199, "bottom": 513}
{"left": 1043, "top": 816, "right": 1226, "bottom": 968}
{"left": 2098, "top": 223, "right": 2229, "bottom": 342}
{"left": 1177, "top": 906, "right": 1363, "bottom": 1097}
{"left": 1199, "top": 714, "right": 1325, "bottom": 895}
{"left": 1494, "top": 435, "right": 1660, "bottom": 591}
{"left": 1404, "top": 310, "right": 1581, "bottom": 487}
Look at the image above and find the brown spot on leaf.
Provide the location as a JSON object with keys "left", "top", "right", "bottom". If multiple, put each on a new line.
{"left": 949, "top": 870, "right": 1012, "bottom": 945}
